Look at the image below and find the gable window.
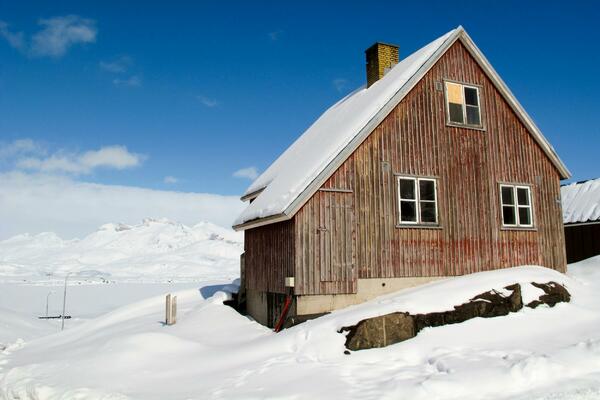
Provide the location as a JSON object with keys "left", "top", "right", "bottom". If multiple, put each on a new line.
{"left": 445, "top": 81, "right": 482, "bottom": 128}
{"left": 397, "top": 176, "right": 438, "bottom": 225}
{"left": 500, "top": 184, "right": 533, "bottom": 228}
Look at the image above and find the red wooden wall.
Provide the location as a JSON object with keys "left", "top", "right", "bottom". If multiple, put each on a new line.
{"left": 245, "top": 40, "right": 566, "bottom": 297}
{"left": 292, "top": 40, "right": 566, "bottom": 295}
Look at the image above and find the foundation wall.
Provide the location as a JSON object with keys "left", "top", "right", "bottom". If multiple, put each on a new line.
{"left": 296, "top": 276, "right": 443, "bottom": 315}
{"left": 246, "top": 289, "right": 268, "bottom": 326}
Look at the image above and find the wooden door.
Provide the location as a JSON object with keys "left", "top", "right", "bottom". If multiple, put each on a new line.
{"left": 318, "top": 191, "right": 356, "bottom": 293}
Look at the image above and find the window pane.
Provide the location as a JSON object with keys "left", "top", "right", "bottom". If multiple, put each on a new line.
{"left": 446, "top": 82, "right": 464, "bottom": 124}
{"left": 446, "top": 82, "right": 463, "bottom": 104}
{"left": 464, "top": 87, "right": 479, "bottom": 106}
{"left": 517, "top": 187, "right": 530, "bottom": 206}
{"left": 449, "top": 103, "right": 464, "bottom": 123}
{"left": 501, "top": 186, "right": 514, "bottom": 205}
{"left": 466, "top": 105, "right": 481, "bottom": 126}
{"left": 419, "top": 180, "right": 436, "bottom": 201}
{"left": 399, "top": 179, "right": 415, "bottom": 199}
{"left": 519, "top": 207, "right": 531, "bottom": 226}
{"left": 503, "top": 206, "right": 516, "bottom": 225}
{"left": 420, "top": 201, "right": 437, "bottom": 223}
{"left": 400, "top": 201, "right": 417, "bottom": 222}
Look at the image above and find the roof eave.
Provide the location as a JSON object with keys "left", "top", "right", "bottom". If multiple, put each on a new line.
{"left": 564, "top": 220, "right": 600, "bottom": 227}
{"left": 232, "top": 212, "right": 290, "bottom": 231}
{"left": 240, "top": 187, "right": 264, "bottom": 202}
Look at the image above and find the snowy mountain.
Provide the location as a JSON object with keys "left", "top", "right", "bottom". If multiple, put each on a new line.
{"left": 0, "top": 218, "right": 243, "bottom": 283}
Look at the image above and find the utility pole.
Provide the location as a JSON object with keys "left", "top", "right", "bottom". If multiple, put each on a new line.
{"left": 61, "top": 273, "right": 72, "bottom": 331}
{"left": 45, "top": 291, "right": 54, "bottom": 317}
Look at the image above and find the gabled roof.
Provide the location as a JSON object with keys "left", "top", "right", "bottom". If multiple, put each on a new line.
{"left": 234, "top": 26, "right": 570, "bottom": 231}
{"left": 561, "top": 179, "right": 600, "bottom": 224}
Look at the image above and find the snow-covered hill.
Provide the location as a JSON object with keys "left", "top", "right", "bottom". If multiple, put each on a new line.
{"left": 0, "top": 218, "right": 243, "bottom": 283}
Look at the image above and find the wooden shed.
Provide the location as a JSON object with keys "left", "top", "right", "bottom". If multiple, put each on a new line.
{"left": 562, "top": 179, "right": 600, "bottom": 263}
{"left": 233, "top": 26, "right": 570, "bottom": 328}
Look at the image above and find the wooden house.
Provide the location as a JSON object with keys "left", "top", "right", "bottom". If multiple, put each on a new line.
{"left": 233, "top": 26, "right": 570, "bottom": 328}
{"left": 562, "top": 179, "right": 600, "bottom": 263}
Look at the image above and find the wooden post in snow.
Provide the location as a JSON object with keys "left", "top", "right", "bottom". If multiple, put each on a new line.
{"left": 171, "top": 295, "right": 177, "bottom": 324}
{"left": 166, "top": 294, "right": 177, "bottom": 325}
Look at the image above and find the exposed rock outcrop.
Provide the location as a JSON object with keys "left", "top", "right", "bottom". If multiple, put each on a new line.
{"left": 341, "top": 281, "right": 569, "bottom": 351}
{"left": 526, "top": 281, "right": 571, "bottom": 308}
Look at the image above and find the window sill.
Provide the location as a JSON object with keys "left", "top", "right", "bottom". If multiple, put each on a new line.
{"left": 446, "top": 122, "right": 486, "bottom": 132}
{"left": 500, "top": 226, "right": 537, "bottom": 232}
{"left": 396, "top": 224, "right": 442, "bottom": 230}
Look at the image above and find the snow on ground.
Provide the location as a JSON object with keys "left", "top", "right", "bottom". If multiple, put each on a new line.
{"left": 1, "top": 222, "right": 600, "bottom": 399}
{"left": 0, "top": 218, "right": 243, "bottom": 283}
{"left": 2, "top": 260, "right": 600, "bottom": 399}
{"left": 0, "top": 281, "right": 214, "bottom": 348}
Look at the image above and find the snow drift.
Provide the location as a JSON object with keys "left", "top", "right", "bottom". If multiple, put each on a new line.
{"left": 3, "top": 263, "right": 600, "bottom": 399}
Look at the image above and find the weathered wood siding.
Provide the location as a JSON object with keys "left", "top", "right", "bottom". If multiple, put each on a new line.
{"left": 245, "top": 220, "right": 294, "bottom": 294}
{"left": 295, "top": 190, "right": 357, "bottom": 294}
{"left": 565, "top": 223, "right": 600, "bottom": 263}
{"left": 293, "top": 40, "right": 566, "bottom": 296}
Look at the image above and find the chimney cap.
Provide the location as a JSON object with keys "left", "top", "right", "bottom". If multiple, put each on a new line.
{"left": 365, "top": 42, "right": 399, "bottom": 53}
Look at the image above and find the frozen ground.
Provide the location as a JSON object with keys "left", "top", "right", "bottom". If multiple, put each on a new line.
{"left": 1, "top": 223, "right": 600, "bottom": 399}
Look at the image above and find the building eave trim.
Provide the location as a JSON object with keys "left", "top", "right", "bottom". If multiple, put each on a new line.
{"left": 233, "top": 212, "right": 289, "bottom": 231}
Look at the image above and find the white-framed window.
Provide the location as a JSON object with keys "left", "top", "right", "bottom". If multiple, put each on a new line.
{"left": 397, "top": 176, "right": 438, "bottom": 225}
{"left": 445, "top": 81, "right": 482, "bottom": 127}
{"left": 500, "top": 184, "right": 533, "bottom": 228}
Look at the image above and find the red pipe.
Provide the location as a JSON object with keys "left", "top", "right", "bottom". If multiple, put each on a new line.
{"left": 274, "top": 295, "right": 293, "bottom": 332}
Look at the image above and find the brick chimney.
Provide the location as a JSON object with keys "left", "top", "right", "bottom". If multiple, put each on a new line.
{"left": 365, "top": 42, "right": 399, "bottom": 88}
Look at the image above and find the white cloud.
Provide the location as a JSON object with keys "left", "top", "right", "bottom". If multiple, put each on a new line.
{"left": 31, "top": 15, "right": 96, "bottom": 57}
{"left": 0, "top": 21, "right": 25, "bottom": 51}
{"left": 0, "top": 16, "right": 96, "bottom": 58}
{"left": 233, "top": 166, "right": 259, "bottom": 180}
{"left": 164, "top": 176, "right": 178, "bottom": 184}
{"left": 268, "top": 30, "right": 283, "bottom": 41}
{"left": 0, "top": 139, "right": 45, "bottom": 159}
{"left": 0, "top": 172, "right": 244, "bottom": 239}
{"left": 16, "top": 145, "right": 144, "bottom": 175}
{"left": 197, "top": 95, "right": 219, "bottom": 108}
{"left": 100, "top": 56, "right": 133, "bottom": 73}
{"left": 113, "top": 76, "right": 142, "bottom": 87}
{"left": 79, "top": 146, "right": 142, "bottom": 169}
{"left": 333, "top": 78, "right": 348, "bottom": 92}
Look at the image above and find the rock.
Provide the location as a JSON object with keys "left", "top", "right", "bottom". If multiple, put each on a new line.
{"left": 415, "top": 283, "right": 523, "bottom": 330}
{"left": 526, "top": 281, "right": 570, "bottom": 308}
{"left": 342, "top": 312, "right": 415, "bottom": 351}
{"left": 341, "top": 281, "right": 569, "bottom": 351}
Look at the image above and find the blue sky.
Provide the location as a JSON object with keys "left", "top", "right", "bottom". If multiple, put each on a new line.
{"left": 1, "top": 1, "right": 599, "bottom": 193}
{"left": 0, "top": 1, "right": 599, "bottom": 237}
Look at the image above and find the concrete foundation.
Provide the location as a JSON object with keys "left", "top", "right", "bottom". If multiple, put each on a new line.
{"left": 246, "top": 289, "right": 268, "bottom": 326}
{"left": 246, "top": 277, "right": 444, "bottom": 326}
{"left": 296, "top": 277, "right": 443, "bottom": 315}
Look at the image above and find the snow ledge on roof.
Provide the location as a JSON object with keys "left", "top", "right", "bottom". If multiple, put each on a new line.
{"left": 562, "top": 178, "right": 600, "bottom": 224}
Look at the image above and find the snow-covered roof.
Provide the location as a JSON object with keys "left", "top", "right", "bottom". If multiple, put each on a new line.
{"left": 561, "top": 179, "right": 600, "bottom": 224}
{"left": 234, "top": 26, "right": 570, "bottom": 230}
